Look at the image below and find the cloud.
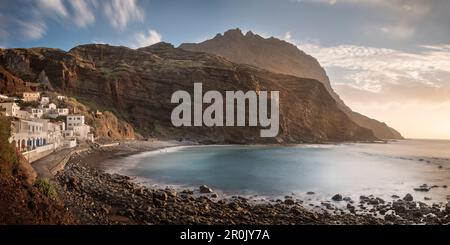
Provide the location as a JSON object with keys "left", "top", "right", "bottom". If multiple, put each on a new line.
{"left": 282, "top": 31, "right": 450, "bottom": 102}
{"left": 36, "top": 0, "right": 69, "bottom": 18}
{"left": 296, "top": 0, "right": 433, "bottom": 40}
{"left": 103, "top": 0, "right": 144, "bottom": 30}
{"left": 69, "top": 0, "right": 96, "bottom": 28}
{"left": 378, "top": 24, "right": 416, "bottom": 40}
{"left": 133, "top": 29, "right": 162, "bottom": 48}
{"left": 283, "top": 30, "right": 450, "bottom": 138}
{"left": 0, "top": 15, "right": 8, "bottom": 41}
{"left": 17, "top": 19, "right": 47, "bottom": 40}
{"left": 297, "top": 0, "right": 431, "bottom": 14}
{"left": 92, "top": 39, "right": 107, "bottom": 45}
{"left": 0, "top": 0, "right": 146, "bottom": 43}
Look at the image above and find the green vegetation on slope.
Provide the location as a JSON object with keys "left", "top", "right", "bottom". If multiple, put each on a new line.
{"left": 0, "top": 116, "right": 17, "bottom": 175}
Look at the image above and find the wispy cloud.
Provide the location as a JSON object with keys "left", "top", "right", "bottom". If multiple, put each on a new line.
{"left": 103, "top": 0, "right": 144, "bottom": 31}
{"left": 296, "top": 0, "right": 431, "bottom": 14}
{"left": 133, "top": 29, "right": 162, "bottom": 48}
{"left": 296, "top": 0, "right": 432, "bottom": 40}
{"left": 0, "top": 15, "right": 8, "bottom": 41}
{"left": 283, "top": 31, "right": 450, "bottom": 102}
{"left": 284, "top": 30, "right": 450, "bottom": 138}
{"left": 17, "top": 19, "right": 47, "bottom": 40}
{"left": 69, "top": 0, "right": 96, "bottom": 28}
{"left": 0, "top": 0, "right": 147, "bottom": 43}
{"left": 36, "top": 0, "right": 69, "bottom": 18}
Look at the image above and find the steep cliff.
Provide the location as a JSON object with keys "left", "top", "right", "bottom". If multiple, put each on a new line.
{"left": 64, "top": 97, "right": 138, "bottom": 141}
{"left": 0, "top": 62, "right": 137, "bottom": 141}
{"left": 180, "top": 29, "right": 403, "bottom": 139}
{"left": 0, "top": 43, "right": 376, "bottom": 143}
{"left": 0, "top": 66, "right": 31, "bottom": 94}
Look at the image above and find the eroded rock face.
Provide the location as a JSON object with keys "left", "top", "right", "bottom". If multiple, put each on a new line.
{"left": 0, "top": 66, "right": 31, "bottom": 94}
{"left": 94, "top": 112, "right": 136, "bottom": 140}
{"left": 64, "top": 98, "right": 137, "bottom": 141}
{"left": 180, "top": 28, "right": 403, "bottom": 140}
{"left": 0, "top": 43, "right": 375, "bottom": 143}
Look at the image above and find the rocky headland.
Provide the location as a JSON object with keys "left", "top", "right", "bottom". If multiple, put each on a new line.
{"left": 180, "top": 28, "right": 403, "bottom": 140}
{"left": 1, "top": 40, "right": 376, "bottom": 143}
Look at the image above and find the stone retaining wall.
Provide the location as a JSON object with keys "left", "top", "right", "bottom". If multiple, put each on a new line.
{"left": 50, "top": 147, "right": 89, "bottom": 175}
{"left": 23, "top": 144, "right": 56, "bottom": 163}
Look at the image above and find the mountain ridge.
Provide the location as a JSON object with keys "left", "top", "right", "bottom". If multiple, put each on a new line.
{"left": 0, "top": 42, "right": 376, "bottom": 143}
{"left": 180, "top": 28, "right": 403, "bottom": 139}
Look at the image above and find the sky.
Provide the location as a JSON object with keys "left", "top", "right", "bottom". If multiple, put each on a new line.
{"left": 1, "top": 0, "right": 450, "bottom": 139}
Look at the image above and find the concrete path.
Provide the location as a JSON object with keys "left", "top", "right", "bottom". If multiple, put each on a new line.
{"left": 32, "top": 147, "right": 87, "bottom": 179}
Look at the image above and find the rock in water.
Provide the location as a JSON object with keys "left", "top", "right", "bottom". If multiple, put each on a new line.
{"left": 332, "top": 194, "right": 343, "bottom": 201}
{"left": 199, "top": 185, "right": 213, "bottom": 193}
{"left": 403, "top": 194, "right": 414, "bottom": 202}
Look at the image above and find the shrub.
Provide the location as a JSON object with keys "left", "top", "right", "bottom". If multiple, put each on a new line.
{"left": 0, "top": 116, "right": 17, "bottom": 175}
{"left": 35, "top": 178, "right": 58, "bottom": 199}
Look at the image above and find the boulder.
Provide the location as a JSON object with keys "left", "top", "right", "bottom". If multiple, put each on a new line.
{"left": 199, "top": 185, "right": 213, "bottom": 193}
{"left": 332, "top": 194, "right": 343, "bottom": 201}
{"left": 403, "top": 193, "right": 414, "bottom": 202}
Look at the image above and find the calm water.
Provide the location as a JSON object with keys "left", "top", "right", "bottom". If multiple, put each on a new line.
{"left": 104, "top": 140, "right": 450, "bottom": 203}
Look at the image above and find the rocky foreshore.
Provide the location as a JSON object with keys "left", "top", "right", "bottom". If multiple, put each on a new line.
{"left": 54, "top": 153, "right": 450, "bottom": 225}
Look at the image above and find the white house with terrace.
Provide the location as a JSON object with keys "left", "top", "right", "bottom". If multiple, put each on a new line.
{"left": 66, "top": 114, "right": 94, "bottom": 142}
{"left": 9, "top": 118, "right": 49, "bottom": 152}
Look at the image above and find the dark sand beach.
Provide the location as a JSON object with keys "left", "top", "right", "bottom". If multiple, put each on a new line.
{"left": 52, "top": 141, "right": 450, "bottom": 225}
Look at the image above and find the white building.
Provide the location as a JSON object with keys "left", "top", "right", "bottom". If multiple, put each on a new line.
{"left": 40, "top": 96, "right": 50, "bottom": 105}
{"left": 22, "top": 92, "right": 40, "bottom": 102}
{"left": 66, "top": 114, "right": 85, "bottom": 130}
{"left": 29, "top": 108, "right": 44, "bottom": 119}
{"left": 48, "top": 103, "right": 57, "bottom": 110}
{"left": 57, "top": 95, "right": 67, "bottom": 101}
{"left": 46, "top": 108, "right": 69, "bottom": 119}
{"left": 46, "top": 121, "right": 65, "bottom": 148}
{"left": 9, "top": 119, "right": 48, "bottom": 152}
{"left": 66, "top": 114, "right": 93, "bottom": 142}
{"left": 57, "top": 108, "right": 69, "bottom": 116}
{"left": 73, "top": 125, "right": 91, "bottom": 139}
{"left": 0, "top": 102, "right": 20, "bottom": 117}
